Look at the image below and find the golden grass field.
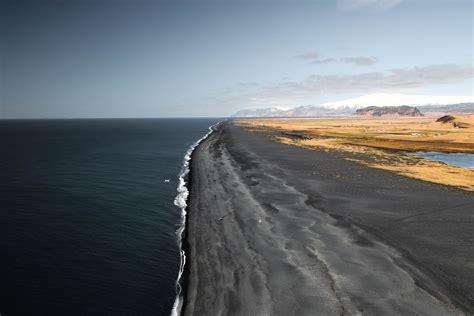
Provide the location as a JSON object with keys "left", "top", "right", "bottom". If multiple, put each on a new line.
{"left": 236, "top": 115, "right": 474, "bottom": 191}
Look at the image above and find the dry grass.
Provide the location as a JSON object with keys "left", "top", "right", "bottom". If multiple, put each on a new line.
{"left": 237, "top": 116, "right": 474, "bottom": 192}
{"left": 236, "top": 115, "right": 474, "bottom": 152}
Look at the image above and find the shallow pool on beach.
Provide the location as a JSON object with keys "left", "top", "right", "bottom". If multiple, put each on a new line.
{"left": 415, "top": 152, "right": 474, "bottom": 169}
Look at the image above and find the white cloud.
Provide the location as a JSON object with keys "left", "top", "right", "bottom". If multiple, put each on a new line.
{"left": 311, "top": 58, "right": 338, "bottom": 64}
{"left": 337, "top": 0, "right": 404, "bottom": 11}
{"left": 341, "top": 56, "right": 378, "bottom": 65}
{"left": 217, "top": 63, "right": 474, "bottom": 108}
{"left": 291, "top": 63, "right": 473, "bottom": 94}
{"left": 296, "top": 52, "right": 320, "bottom": 61}
{"left": 297, "top": 52, "right": 378, "bottom": 66}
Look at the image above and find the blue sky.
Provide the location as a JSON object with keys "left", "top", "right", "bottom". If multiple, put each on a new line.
{"left": 1, "top": 0, "right": 473, "bottom": 118}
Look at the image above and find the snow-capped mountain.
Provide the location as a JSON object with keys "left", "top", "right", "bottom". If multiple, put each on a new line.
{"left": 321, "top": 93, "right": 474, "bottom": 109}
{"left": 231, "top": 94, "right": 474, "bottom": 117}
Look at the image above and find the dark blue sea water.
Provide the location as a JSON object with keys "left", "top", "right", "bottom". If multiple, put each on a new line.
{"left": 0, "top": 118, "right": 218, "bottom": 315}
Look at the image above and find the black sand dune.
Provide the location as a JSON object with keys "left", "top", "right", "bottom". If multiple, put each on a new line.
{"left": 183, "top": 121, "right": 474, "bottom": 315}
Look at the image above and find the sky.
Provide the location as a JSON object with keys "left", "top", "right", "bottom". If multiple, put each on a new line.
{"left": 0, "top": 0, "right": 473, "bottom": 118}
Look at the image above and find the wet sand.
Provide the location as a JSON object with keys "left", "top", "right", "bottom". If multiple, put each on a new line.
{"left": 183, "top": 121, "right": 474, "bottom": 315}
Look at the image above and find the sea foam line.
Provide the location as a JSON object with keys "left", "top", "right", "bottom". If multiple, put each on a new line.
{"left": 171, "top": 121, "right": 222, "bottom": 316}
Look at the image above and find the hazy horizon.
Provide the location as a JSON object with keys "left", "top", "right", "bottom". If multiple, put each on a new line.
{"left": 1, "top": 0, "right": 473, "bottom": 119}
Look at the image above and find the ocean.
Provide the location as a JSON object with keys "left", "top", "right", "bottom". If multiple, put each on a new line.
{"left": 0, "top": 118, "right": 219, "bottom": 315}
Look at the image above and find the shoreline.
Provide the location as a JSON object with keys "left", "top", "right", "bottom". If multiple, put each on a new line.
{"left": 177, "top": 138, "right": 199, "bottom": 316}
{"left": 171, "top": 121, "right": 222, "bottom": 316}
{"left": 183, "top": 120, "right": 474, "bottom": 315}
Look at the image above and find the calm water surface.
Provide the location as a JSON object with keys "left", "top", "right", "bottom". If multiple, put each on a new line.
{"left": 416, "top": 152, "right": 474, "bottom": 169}
{"left": 0, "top": 118, "right": 218, "bottom": 315}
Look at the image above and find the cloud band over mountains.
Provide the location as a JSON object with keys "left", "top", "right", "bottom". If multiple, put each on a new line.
{"left": 224, "top": 63, "right": 474, "bottom": 106}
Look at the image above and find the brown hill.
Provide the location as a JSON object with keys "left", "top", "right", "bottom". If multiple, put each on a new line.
{"left": 435, "top": 115, "right": 471, "bottom": 128}
{"left": 436, "top": 115, "right": 456, "bottom": 123}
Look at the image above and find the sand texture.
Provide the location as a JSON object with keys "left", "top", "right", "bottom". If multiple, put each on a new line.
{"left": 183, "top": 122, "right": 474, "bottom": 316}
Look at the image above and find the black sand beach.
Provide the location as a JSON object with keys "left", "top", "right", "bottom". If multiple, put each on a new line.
{"left": 183, "top": 121, "right": 474, "bottom": 315}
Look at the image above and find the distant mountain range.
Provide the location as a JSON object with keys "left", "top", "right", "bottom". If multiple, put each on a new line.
{"left": 232, "top": 104, "right": 356, "bottom": 117}
{"left": 418, "top": 103, "right": 474, "bottom": 113}
{"left": 231, "top": 106, "right": 350, "bottom": 117}
{"left": 231, "top": 93, "right": 474, "bottom": 117}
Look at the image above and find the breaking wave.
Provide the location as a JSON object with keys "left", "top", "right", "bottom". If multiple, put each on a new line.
{"left": 170, "top": 121, "right": 221, "bottom": 316}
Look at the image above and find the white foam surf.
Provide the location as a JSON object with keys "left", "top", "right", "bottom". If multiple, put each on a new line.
{"left": 170, "top": 121, "right": 222, "bottom": 316}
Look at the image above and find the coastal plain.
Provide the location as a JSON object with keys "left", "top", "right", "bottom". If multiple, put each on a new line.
{"left": 184, "top": 120, "right": 474, "bottom": 315}
{"left": 237, "top": 116, "right": 474, "bottom": 191}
